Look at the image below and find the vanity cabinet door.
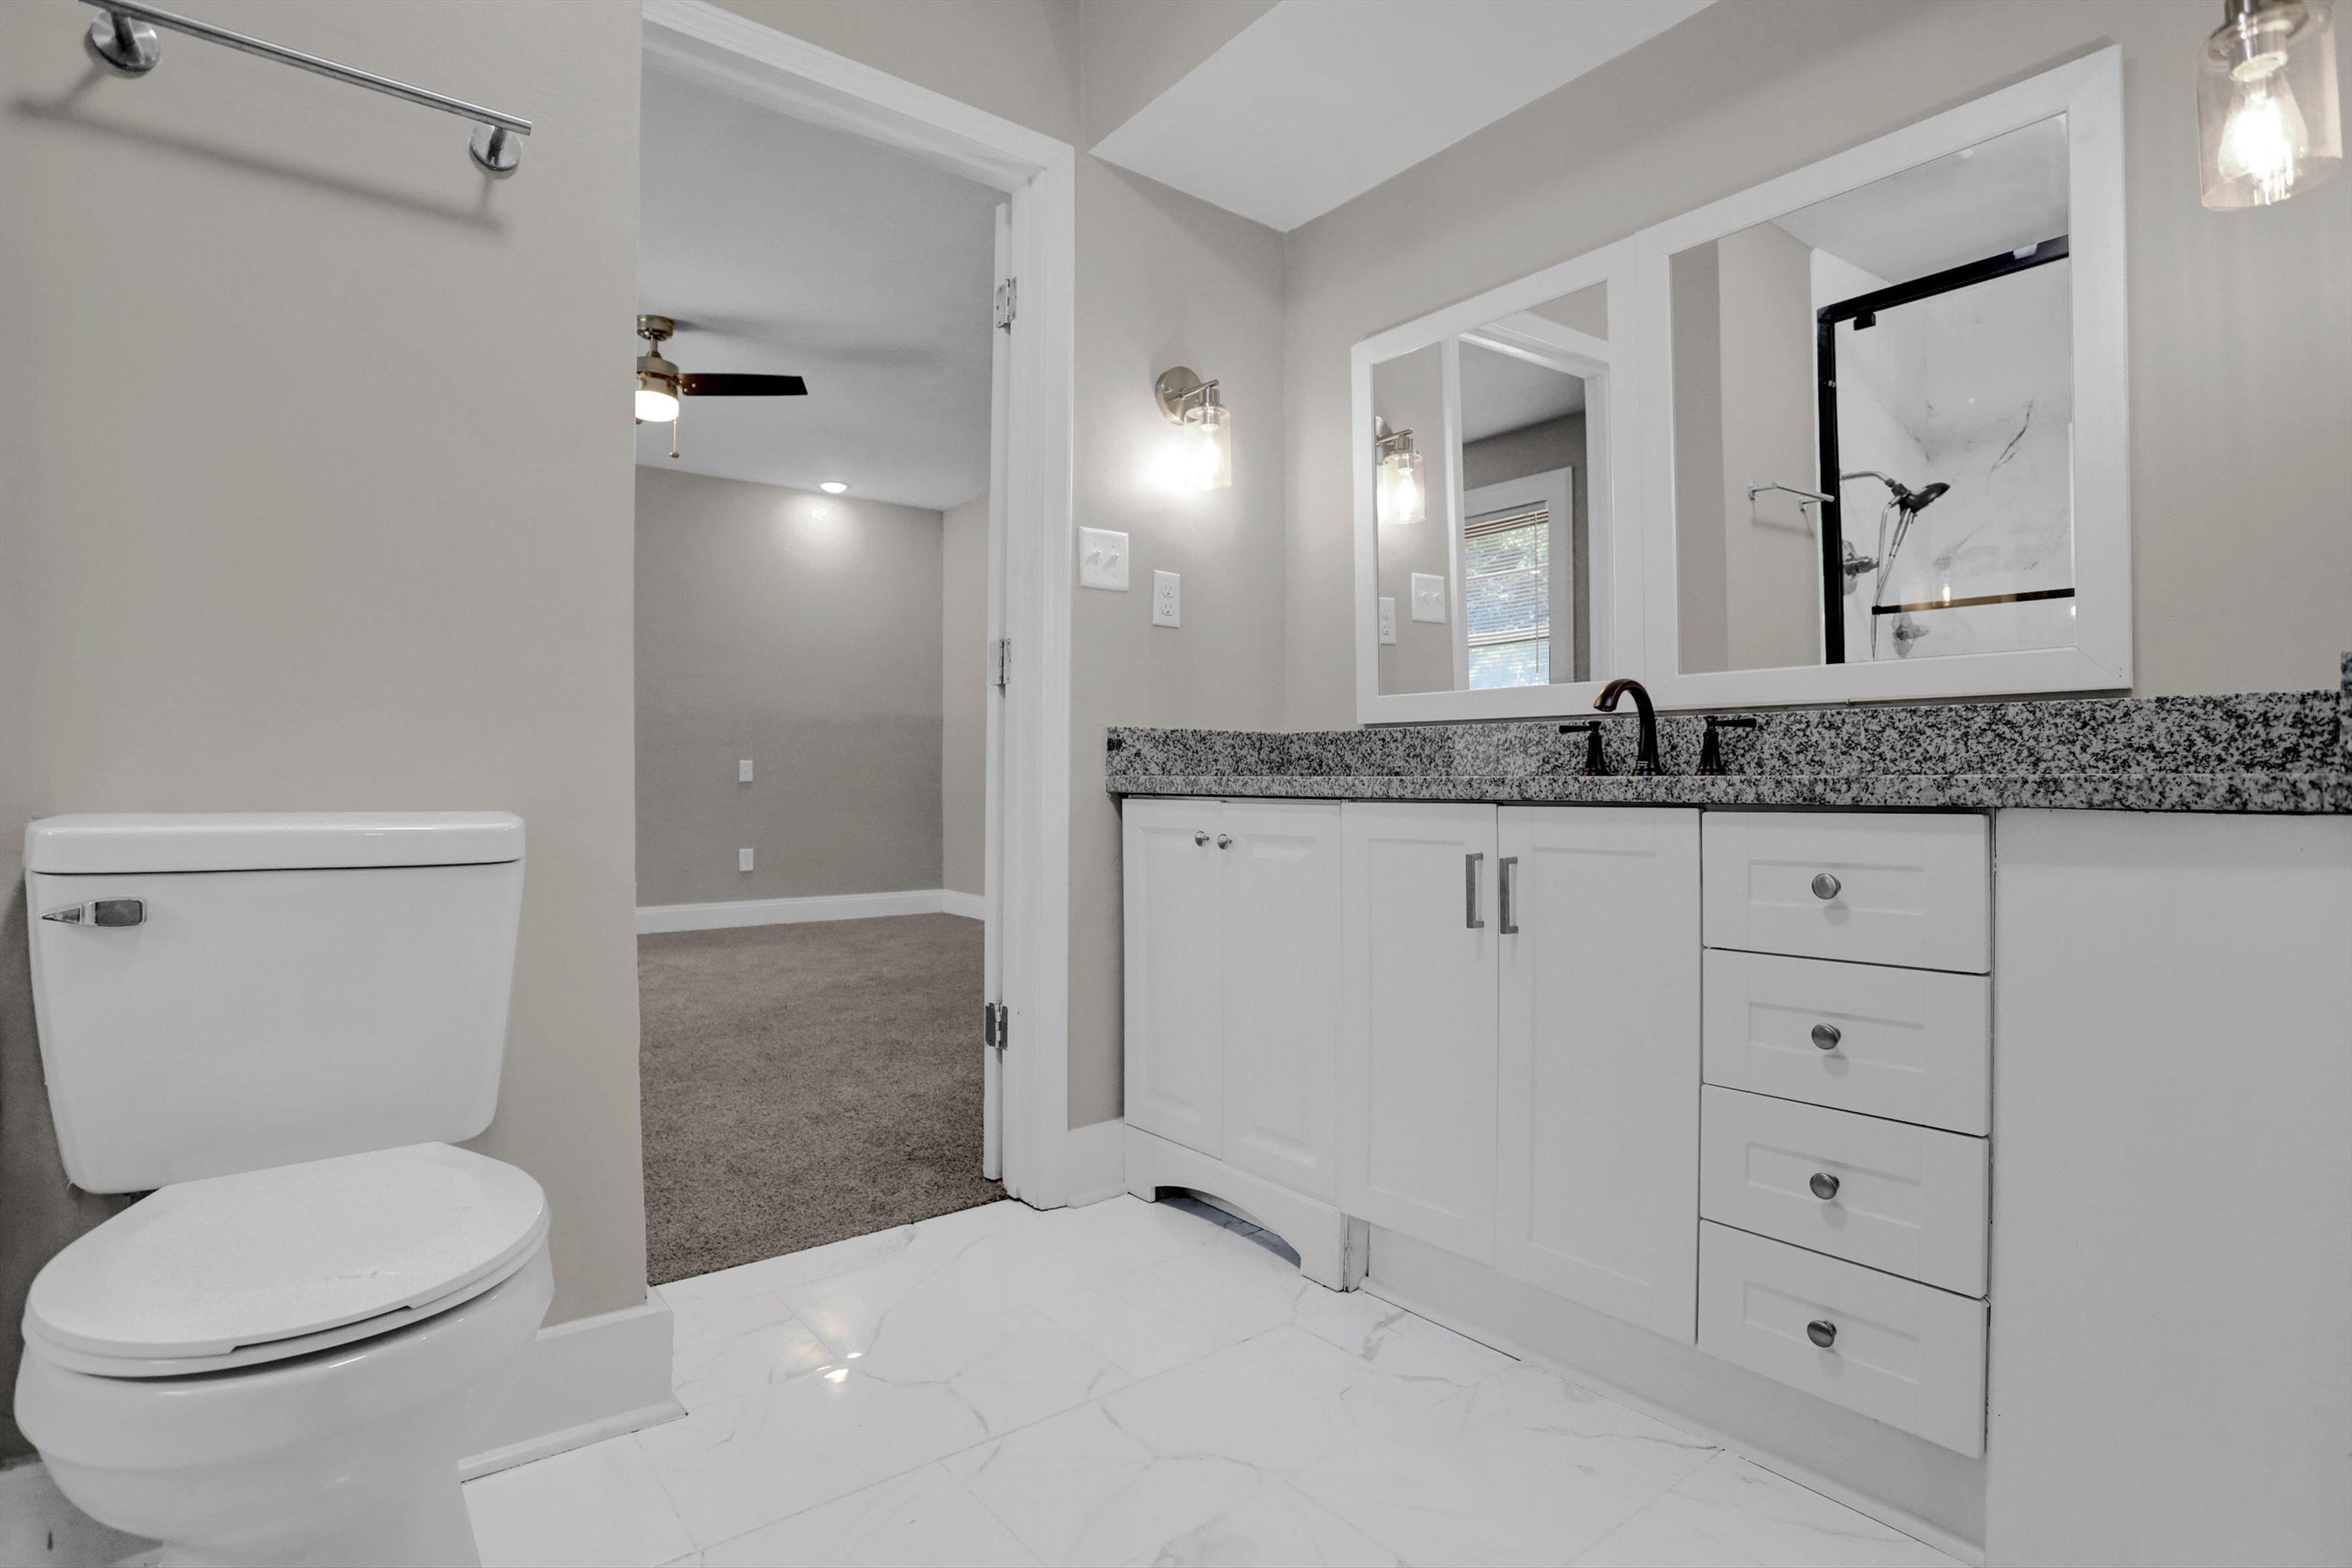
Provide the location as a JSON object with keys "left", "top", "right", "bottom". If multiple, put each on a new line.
{"left": 1220, "top": 802, "right": 1343, "bottom": 1200}
{"left": 1340, "top": 802, "right": 1501, "bottom": 1263}
{"left": 1496, "top": 806, "right": 1701, "bottom": 1341}
{"left": 1122, "top": 799, "right": 1226, "bottom": 1157}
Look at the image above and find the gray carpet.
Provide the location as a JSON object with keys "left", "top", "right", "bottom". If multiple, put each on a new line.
{"left": 638, "top": 913, "right": 1002, "bottom": 1285}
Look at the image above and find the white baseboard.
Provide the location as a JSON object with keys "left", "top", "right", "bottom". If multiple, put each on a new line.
{"left": 638, "top": 887, "right": 982, "bottom": 933}
{"left": 1062, "top": 1116, "right": 1127, "bottom": 1207}
{"left": 461, "top": 1292, "right": 682, "bottom": 1478}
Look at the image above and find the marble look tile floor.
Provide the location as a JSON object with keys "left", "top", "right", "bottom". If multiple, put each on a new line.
{"left": 463, "top": 1196, "right": 1965, "bottom": 1568}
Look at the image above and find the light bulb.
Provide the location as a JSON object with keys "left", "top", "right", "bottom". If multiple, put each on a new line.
{"left": 635, "top": 381, "right": 679, "bottom": 423}
{"left": 1377, "top": 445, "right": 1426, "bottom": 525}
{"left": 820, "top": 481, "right": 849, "bottom": 495}
{"left": 2198, "top": 0, "right": 2341, "bottom": 208}
{"left": 1177, "top": 401, "right": 1232, "bottom": 492}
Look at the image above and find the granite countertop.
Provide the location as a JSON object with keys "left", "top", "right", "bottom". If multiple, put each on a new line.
{"left": 1103, "top": 655, "right": 2352, "bottom": 815}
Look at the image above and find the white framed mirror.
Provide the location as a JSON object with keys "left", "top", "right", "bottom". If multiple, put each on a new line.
{"left": 1632, "top": 47, "right": 2129, "bottom": 708}
{"left": 1352, "top": 242, "right": 1644, "bottom": 724}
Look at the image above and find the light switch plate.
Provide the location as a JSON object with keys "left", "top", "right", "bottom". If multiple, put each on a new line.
{"left": 738, "top": 848, "right": 755, "bottom": 871}
{"left": 1410, "top": 573, "right": 1447, "bottom": 623}
{"left": 1377, "top": 596, "right": 1397, "bottom": 644}
{"left": 1152, "top": 570, "right": 1181, "bottom": 628}
{"left": 738, "top": 759, "right": 754, "bottom": 783}
{"left": 1078, "top": 528, "right": 1129, "bottom": 590}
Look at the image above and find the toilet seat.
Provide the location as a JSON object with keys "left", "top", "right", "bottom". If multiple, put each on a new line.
{"left": 22, "top": 1142, "right": 547, "bottom": 1378}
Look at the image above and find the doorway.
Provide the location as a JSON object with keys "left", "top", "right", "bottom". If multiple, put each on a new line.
{"left": 632, "top": 0, "right": 1077, "bottom": 1277}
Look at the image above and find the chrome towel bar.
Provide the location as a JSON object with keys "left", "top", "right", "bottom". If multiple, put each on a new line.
{"left": 78, "top": 0, "right": 534, "bottom": 175}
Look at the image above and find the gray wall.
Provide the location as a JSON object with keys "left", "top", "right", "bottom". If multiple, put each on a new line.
{"left": 635, "top": 468, "right": 945, "bottom": 906}
{"left": 0, "top": 0, "right": 645, "bottom": 1458}
{"left": 1285, "top": 0, "right": 2352, "bottom": 724}
{"left": 942, "top": 495, "right": 989, "bottom": 899}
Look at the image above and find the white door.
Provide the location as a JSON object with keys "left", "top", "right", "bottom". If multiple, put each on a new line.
{"left": 981, "top": 202, "right": 1010, "bottom": 1181}
{"left": 1497, "top": 805, "right": 1700, "bottom": 1339}
{"left": 1341, "top": 802, "right": 1501, "bottom": 1263}
{"left": 1122, "top": 798, "right": 1225, "bottom": 1156}
{"left": 1220, "top": 801, "right": 1343, "bottom": 1200}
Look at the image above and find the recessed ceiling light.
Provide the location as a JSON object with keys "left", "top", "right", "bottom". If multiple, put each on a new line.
{"left": 819, "top": 481, "right": 849, "bottom": 495}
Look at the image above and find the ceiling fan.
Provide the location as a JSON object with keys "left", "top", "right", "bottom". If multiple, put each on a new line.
{"left": 634, "top": 314, "right": 807, "bottom": 458}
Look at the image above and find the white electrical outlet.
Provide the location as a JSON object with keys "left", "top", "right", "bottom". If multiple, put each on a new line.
{"left": 1377, "top": 596, "right": 1397, "bottom": 645}
{"left": 1410, "top": 572, "right": 1447, "bottom": 623}
{"left": 1078, "top": 528, "right": 1129, "bottom": 590}
{"left": 1152, "top": 570, "right": 1181, "bottom": 628}
{"left": 738, "top": 759, "right": 754, "bottom": 783}
{"left": 738, "top": 848, "right": 755, "bottom": 872}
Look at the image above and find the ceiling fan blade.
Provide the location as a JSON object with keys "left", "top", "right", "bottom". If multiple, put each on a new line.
{"left": 678, "top": 372, "right": 808, "bottom": 397}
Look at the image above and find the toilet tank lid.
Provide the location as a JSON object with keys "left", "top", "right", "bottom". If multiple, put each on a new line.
{"left": 24, "top": 812, "right": 524, "bottom": 874}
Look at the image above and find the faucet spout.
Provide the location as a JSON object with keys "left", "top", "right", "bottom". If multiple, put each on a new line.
{"left": 1593, "top": 678, "right": 1661, "bottom": 776}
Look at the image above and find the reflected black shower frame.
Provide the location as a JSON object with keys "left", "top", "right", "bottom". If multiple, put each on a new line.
{"left": 1812, "top": 234, "right": 2069, "bottom": 663}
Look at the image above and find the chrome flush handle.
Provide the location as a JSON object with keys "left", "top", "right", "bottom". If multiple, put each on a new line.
{"left": 41, "top": 898, "right": 145, "bottom": 927}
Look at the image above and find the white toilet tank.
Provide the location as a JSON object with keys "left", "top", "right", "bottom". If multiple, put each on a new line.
{"left": 24, "top": 812, "right": 525, "bottom": 1193}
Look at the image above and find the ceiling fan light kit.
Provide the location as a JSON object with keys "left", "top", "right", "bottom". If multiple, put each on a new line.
{"left": 633, "top": 313, "right": 809, "bottom": 460}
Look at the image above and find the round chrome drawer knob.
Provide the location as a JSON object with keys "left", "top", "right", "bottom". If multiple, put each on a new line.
{"left": 1809, "top": 1171, "right": 1841, "bottom": 1200}
{"left": 1217, "top": 835, "right": 1233, "bottom": 849}
{"left": 1810, "top": 1023, "right": 1842, "bottom": 1051}
{"left": 1806, "top": 1318, "right": 1838, "bottom": 1349}
{"left": 1194, "top": 831, "right": 1211, "bottom": 846}
{"left": 1810, "top": 872, "right": 1842, "bottom": 900}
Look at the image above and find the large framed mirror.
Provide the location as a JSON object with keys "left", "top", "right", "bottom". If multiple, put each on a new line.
{"left": 1352, "top": 243, "right": 1643, "bottom": 723}
{"left": 1634, "top": 47, "right": 2128, "bottom": 707}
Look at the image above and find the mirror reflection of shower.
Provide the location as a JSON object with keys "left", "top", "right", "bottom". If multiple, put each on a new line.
{"left": 1841, "top": 469, "right": 1951, "bottom": 657}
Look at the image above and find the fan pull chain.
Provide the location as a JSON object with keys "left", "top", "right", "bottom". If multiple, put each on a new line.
{"left": 668, "top": 416, "right": 681, "bottom": 461}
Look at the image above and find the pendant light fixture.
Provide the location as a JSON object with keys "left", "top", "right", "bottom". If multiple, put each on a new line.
{"left": 1374, "top": 420, "right": 1426, "bottom": 526}
{"left": 2197, "top": 0, "right": 2341, "bottom": 208}
{"left": 1153, "top": 367, "right": 1233, "bottom": 492}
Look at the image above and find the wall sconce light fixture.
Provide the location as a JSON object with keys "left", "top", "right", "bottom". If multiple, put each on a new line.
{"left": 1154, "top": 367, "right": 1232, "bottom": 492}
{"left": 1374, "top": 420, "right": 1426, "bottom": 525}
{"left": 2198, "top": 0, "right": 2340, "bottom": 207}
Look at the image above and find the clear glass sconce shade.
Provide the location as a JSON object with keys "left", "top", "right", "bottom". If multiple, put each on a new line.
{"left": 635, "top": 376, "right": 681, "bottom": 423}
{"left": 1376, "top": 446, "right": 1426, "bottom": 526}
{"left": 1178, "top": 401, "right": 1233, "bottom": 492}
{"left": 2199, "top": 0, "right": 2341, "bottom": 208}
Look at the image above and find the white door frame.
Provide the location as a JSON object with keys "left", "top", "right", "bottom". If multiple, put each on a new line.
{"left": 641, "top": 0, "right": 1080, "bottom": 1207}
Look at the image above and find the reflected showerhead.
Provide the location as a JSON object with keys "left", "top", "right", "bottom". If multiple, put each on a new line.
{"left": 1906, "top": 482, "right": 1951, "bottom": 512}
{"left": 1842, "top": 470, "right": 1949, "bottom": 512}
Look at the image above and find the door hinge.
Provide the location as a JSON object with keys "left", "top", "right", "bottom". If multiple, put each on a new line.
{"left": 983, "top": 1001, "right": 1010, "bottom": 1057}
{"left": 988, "top": 637, "right": 1011, "bottom": 691}
{"left": 994, "top": 277, "right": 1018, "bottom": 331}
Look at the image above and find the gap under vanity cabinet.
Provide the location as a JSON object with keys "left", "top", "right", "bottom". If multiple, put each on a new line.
{"left": 1122, "top": 798, "right": 1997, "bottom": 1458}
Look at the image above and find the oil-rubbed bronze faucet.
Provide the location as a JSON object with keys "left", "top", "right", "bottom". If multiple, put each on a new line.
{"left": 1593, "top": 678, "right": 1661, "bottom": 776}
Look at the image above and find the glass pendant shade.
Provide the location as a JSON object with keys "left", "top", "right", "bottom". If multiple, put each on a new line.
{"left": 1377, "top": 444, "right": 1426, "bottom": 525}
{"left": 1179, "top": 400, "right": 1233, "bottom": 492}
{"left": 635, "top": 377, "right": 680, "bottom": 423}
{"left": 2198, "top": 0, "right": 2341, "bottom": 208}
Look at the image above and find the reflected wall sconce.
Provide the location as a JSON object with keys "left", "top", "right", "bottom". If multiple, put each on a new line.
{"left": 1153, "top": 367, "right": 1232, "bottom": 492}
{"left": 2198, "top": 0, "right": 2340, "bottom": 207}
{"left": 1374, "top": 420, "right": 1426, "bottom": 525}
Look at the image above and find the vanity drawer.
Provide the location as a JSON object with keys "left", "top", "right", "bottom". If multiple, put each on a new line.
{"left": 1701, "top": 812, "right": 1989, "bottom": 973}
{"left": 1703, "top": 950, "right": 1990, "bottom": 1134}
{"left": 1699, "top": 1221, "right": 1986, "bottom": 1457}
{"left": 1700, "top": 1087, "right": 1988, "bottom": 1295}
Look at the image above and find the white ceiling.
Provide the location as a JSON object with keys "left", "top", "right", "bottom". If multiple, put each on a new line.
{"left": 1772, "top": 116, "right": 2070, "bottom": 287}
{"left": 1459, "top": 341, "right": 1586, "bottom": 444}
{"left": 1090, "top": 0, "right": 1717, "bottom": 233}
{"left": 637, "top": 64, "right": 1000, "bottom": 510}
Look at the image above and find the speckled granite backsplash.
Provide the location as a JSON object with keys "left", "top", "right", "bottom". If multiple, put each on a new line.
{"left": 1103, "top": 654, "right": 2351, "bottom": 814}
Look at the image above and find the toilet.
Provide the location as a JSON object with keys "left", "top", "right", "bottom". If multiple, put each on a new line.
{"left": 12, "top": 812, "right": 550, "bottom": 1568}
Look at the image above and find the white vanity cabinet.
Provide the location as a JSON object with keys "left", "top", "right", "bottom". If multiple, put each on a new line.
{"left": 1338, "top": 802, "right": 1702, "bottom": 1337}
{"left": 1122, "top": 797, "right": 1343, "bottom": 1199}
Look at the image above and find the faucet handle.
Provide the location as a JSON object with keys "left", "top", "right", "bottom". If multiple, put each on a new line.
{"left": 1697, "top": 714, "right": 1759, "bottom": 776}
{"left": 1557, "top": 720, "right": 1608, "bottom": 777}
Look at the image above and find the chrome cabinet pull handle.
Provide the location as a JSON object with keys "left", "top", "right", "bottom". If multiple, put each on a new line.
{"left": 1498, "top": 855, "right": 1519, "bottom": 936}
{"left": 1810, "top": 1023, "right": 1843, "bottom": 1051}
{"left": 1807, "top": 1318, "right": 1838, "bottom": 1349}
{"left": 1809, "top": 1171, "right": 1841, "bottom": 1200}
{"left": 1194, "top": 830, "right": 1210, "bottom": 846}
{"left": 1465, "top": 852, "right": 1485, "bottom": 930}
{"left": 1810, "top": 872, "right": 1842, "bottom": 900}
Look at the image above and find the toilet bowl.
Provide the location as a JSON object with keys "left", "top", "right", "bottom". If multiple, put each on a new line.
{"left": 17, "top": 1142, "right": 551, "bottom": 1568}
